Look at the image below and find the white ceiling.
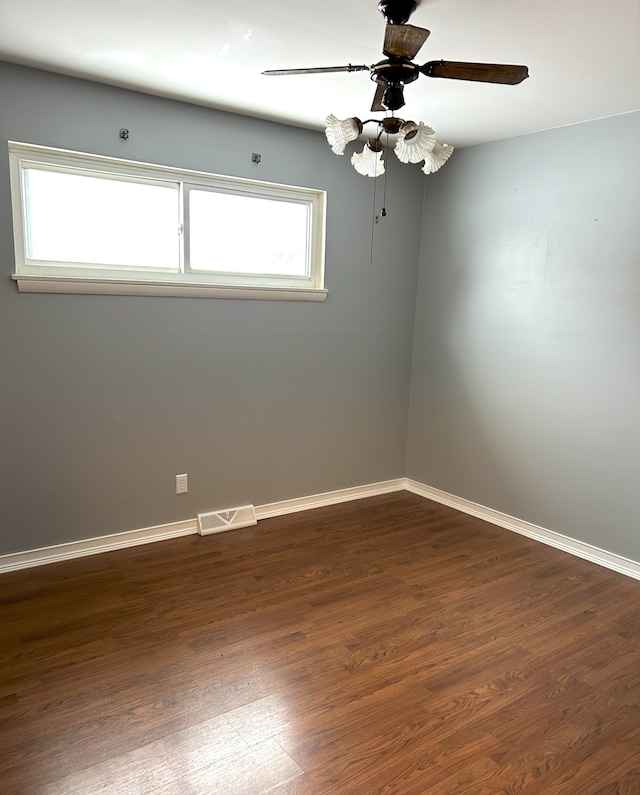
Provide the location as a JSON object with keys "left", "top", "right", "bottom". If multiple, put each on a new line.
{"left": 0, "top": 0, "right": 639, "bottom": 148}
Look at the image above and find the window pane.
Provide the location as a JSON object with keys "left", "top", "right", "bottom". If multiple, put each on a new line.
{"left": 24, "top": 168, "right": 180, "bottom": 269}
{"left": 189, "top": 189, "right": 309, "bottom": 276}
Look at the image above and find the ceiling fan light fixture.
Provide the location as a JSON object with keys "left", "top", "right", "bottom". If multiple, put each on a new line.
{"left": 394, "top": 121, "right": 436, "bottom": 163}
{"left": 351, "top": 139, "right": 385, "bottom": 178}
{"left": 325, "top": 114, "right": 363, "bottom": 155}
{"left": 421, "top": 141, "right": 455, "bottom": 174}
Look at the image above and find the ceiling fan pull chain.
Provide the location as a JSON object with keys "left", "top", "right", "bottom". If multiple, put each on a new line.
{"left": 381, "top": 132, "right": 390, "bottom": 218}
{"left": 370, "top": 172, "right": 379, "bottom": 266}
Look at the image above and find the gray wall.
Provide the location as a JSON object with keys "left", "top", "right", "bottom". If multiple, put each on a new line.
{"left": 3, "top": 60, "right": 639, "bottom": 565}
{"left": 407, "top": 112, "right": 640, "bottom": 561}
{"left": 0, "top": 62, "right": 424, "bottom": 555}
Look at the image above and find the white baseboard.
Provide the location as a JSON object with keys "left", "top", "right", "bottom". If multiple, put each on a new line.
{"left": 0, "top": 479, "right": 405, "bottom": 573}
{"left": 0, "top": 519, "right": 198, "bottom": 574}
{"left": 406, "top": 479, "right": 640, "bottom": 582}
{"left": 255, "top": 478, "right": 406, "bottom": 520}
{"left": 2, "top": 477, "right": 639, "bottom": 581}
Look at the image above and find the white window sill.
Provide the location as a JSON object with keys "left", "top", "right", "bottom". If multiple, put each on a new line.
{"left": 12, "top": 274, "right": 328, "bottom": 302}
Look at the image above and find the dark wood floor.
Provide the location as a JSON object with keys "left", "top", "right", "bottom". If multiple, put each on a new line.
{"left": 2, "top": 492, "right": 640, "bottom": 794}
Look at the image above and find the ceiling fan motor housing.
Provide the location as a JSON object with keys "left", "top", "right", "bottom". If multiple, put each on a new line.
{"left": 372, "top": 60, "right": 420, "bottom": 87}
{"left": 371, "top": 59, "right": 420, "bottom": 110}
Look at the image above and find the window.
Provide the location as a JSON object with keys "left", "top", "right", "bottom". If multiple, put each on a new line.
{"left": 9, "top": 142, "right": 327, "bottom": 301}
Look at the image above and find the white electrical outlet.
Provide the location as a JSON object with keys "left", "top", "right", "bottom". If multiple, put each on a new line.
{"left": 175, "top": 473, "right": 188, "bottom": 494}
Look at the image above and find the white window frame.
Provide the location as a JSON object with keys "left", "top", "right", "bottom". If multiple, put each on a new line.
{"left": 8, "top": 142, "right": 327, "bottom": 301}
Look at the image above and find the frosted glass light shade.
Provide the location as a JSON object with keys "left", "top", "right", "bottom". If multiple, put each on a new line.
{"left": 421, "top": 141, "right": 454, "bottom": 174}
{"left": 351, "top": 141, "right": 385, "bottom": 177}
{"left": 325, "top": 115, "right": 363, "bottom": 155}
{"left": 394, "top": 121, "right": 436, "bottom": 163}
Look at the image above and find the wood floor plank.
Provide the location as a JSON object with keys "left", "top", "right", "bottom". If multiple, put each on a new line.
{"left": 1, "top": 492, "right": 640, "bottom": 793}
{"left": 34, "top": 713, "right": 248, "bottom": 794}
{"left": 148, "top": 738, "right": 303, "bottom": 795}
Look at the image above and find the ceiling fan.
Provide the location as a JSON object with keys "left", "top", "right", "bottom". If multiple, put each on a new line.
{"left": 262, "top": 0, "right": 529, "bottom": 114}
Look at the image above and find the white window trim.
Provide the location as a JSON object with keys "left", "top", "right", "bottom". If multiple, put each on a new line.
{"left": 8, "top": 142, "right": 328, "bottom": 302}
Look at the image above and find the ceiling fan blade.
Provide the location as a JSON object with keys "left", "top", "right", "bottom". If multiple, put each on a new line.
{"left": 262, "top": 64, "right": 370, "bottom": 76}
{"left": 383, "top": 24, "right": 430, "bottom": 59}
{"left": 371, "top": 83, "right": 386, "bottom": 112}
{"left": 420, "top": 60, "right": 529, "bottom": 84}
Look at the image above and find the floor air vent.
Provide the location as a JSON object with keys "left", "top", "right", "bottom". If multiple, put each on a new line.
{"left": 197, "top": 505, "right": 257, "bottom": 535}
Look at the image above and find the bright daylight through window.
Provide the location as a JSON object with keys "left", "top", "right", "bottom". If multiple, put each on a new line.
{"left": 9, "top": 142, "right": 327, "bottom": 301}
